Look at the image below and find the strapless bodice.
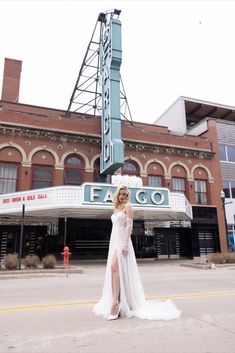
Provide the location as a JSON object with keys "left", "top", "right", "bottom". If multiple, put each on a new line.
{"left": 111, "top": 212, "right": 127, "bottom": 227}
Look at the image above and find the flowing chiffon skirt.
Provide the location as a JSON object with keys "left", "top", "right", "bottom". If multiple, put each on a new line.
{"left": 93, "top": 212, "right": 181, "bottom": 320}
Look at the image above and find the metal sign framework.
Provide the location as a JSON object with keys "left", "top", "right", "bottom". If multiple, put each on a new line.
{"left": 66, "top": 9, "right": 133, "bottom": 123}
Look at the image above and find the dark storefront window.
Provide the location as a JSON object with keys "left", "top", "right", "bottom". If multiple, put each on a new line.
{"left": 0, "top": 162, "right": 18, "bottom": 194}
{"left": 64, "top": 155, "right": 84, "bottom": 185}
{"left": 0, "top": 225, "right": 48, "bottom": 259}
{"left": 32, "top": 165, "right": 53, "bottom": 189}
{"left": 191, "top": 206, "right": 220, "bottom": 256}
{"left": 195, "top": 179, "right": 207, "bottom": 204}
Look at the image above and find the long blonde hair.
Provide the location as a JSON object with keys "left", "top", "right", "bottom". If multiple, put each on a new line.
{"left": 113, "top": 185, "right": 131, "bottom": 210}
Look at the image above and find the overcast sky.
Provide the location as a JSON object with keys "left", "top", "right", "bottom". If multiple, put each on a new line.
{"left": 1, "top": 0, "right": 235, "bottom": 124}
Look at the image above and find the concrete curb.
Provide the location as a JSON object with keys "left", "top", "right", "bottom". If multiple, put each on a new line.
{"left": 0, "top": 266, "right": 83, "bottom": 279}
{"left": 180, "top": 262, "right": 235, "bottom": 270}
{"left": 180, "top": 263, "right": 211, "bottom": 269}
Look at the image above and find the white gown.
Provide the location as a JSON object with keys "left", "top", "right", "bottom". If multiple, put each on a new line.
{"left": 93, "top": 212, "right": 181, "bottom": 320}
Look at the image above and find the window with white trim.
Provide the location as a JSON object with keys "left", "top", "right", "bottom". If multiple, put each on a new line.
{"left": 148, "top": 175, "right": 163, "bottom": 187}
{"left": 0, "top": 162, "right": 18, "bottom": 194}
{"left": 219, "top": 144, "right": 235, "bottom": 162}
{"left": 223, "top": 180, "right": 235, "bottom": 199}
{"left": 195, "top": 179, "right": 207, "bottom": 204}
{"left": 172, "top": 177, "right": 186, "bottom": 194}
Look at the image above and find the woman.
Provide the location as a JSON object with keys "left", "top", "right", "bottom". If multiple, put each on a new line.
{"left": 93, "top": 185, "right": 181, "bottom": 321}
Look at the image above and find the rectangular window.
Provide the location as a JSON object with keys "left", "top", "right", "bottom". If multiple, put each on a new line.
{"left": 231, "top": 181, "right": 235, "bottom": 198}
{"left": 64, "top": 169, "right": 83, "bottom": 185}
{"left": 227, "top": 146, "right": 235, "bottom": 162}
{"left": 219, "top": 144, "right": 226, "bottom": 161}
{"left": 195, "top": 179, "right": 207, "bottom": 204}
{"left": 219, "top": 144, "right": 235, "bottom": 163}
{"left": 0, "top": 163, "right": 18, "bottom": 194}
{"left": 148, "top": 175, "right": 163, "bottom": 187}
{"left": 172, "top": 177, "right": 186, "bottom": 194}
{"left": 32, "top": 165, "right": 53, "bottom": 189}
{"left": 223, "top": 180, "right": 230, "bottom": 198}
{"left": 224, "top": 180, "right": 235, "bottom": 198}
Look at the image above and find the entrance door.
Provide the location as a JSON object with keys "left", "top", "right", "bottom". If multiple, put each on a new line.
{"left": 198, "top": 229, "right": 215, "bottom": 255}
{"left": 59, "top": 218, "right": 112, "bottom": 259}
{"left": 155, "top": 228, "right": 180, "bottom": 259}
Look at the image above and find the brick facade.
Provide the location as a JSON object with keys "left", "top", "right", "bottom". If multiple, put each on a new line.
{"left": 0, "top": 58, "right": 228, "bottom": 258}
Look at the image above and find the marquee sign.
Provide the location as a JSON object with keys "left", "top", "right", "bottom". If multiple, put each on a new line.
{"left": 83, "top": 183, "right": 170, "bottom": 208}
{"left": 100, "top": 18, "right": 124, "bottom": 174}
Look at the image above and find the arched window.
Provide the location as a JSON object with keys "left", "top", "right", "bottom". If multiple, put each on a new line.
{"left": 32, "top": 165, "right": 53, "bottom": 189}
{"left": 193, "top": 167, "right": 209, "bottom": 204}
{"left": 194, "top": 179, "right": 208, "bottom": 204}
{"left": 0, "top": 162, "right": 19, "bottom": 193}
{"left": 93, "top": 158, "right": 110, "bottom": 183}
{"left": 171, "top": 165, "right": 188, "bottom": 196}
{"left": 122, "top": 160, "right": 139, "bottom": 176}
{"left": 64, "top": 155, "right": 84, "bottom": 185}
{"left": 0, "top": 147, "right": 22, "bottom": 193}
{"left": 147, "top": 162, "right": 164, "bottom": 187}
{"left": 32, "top": 150, "right": 54, "bottom": 189}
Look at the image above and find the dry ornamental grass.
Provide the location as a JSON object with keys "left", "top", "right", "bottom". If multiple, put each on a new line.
{"left": 3, "top": 253, "right": 19, "bottom": 270}
{"left": 24, "top": 254, "right": 40, "bottom": 269}
{"left": 208, "top": 252, "right": 235, "bottom": 264}
{"left": 42, "top": 254, "right": 57, "bottom": 269}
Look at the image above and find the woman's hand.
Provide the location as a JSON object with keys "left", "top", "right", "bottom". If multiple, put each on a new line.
{"left": 122, "top": 243, "right": 129, "bottom": 256}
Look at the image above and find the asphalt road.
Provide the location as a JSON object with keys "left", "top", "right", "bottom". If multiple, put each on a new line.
{"left": 0, "top": 260, "right": 235, "bottom": 353}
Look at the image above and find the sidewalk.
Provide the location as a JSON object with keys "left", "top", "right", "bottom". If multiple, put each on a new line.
{"left": 0, "top": 258, "right": 185, "bottom": 279}
{"left": 1, "top": 258, "right": 235, "bottom": 279}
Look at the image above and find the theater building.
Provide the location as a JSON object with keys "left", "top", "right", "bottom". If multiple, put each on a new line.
{"left": 0, "top": 58, "right": 228, "bottom": 260}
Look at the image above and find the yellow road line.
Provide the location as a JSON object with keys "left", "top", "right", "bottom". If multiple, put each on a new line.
{"left": 1, "top": 291, "right": 235, "bottom": 313}
{"left": 148, "top": 290, "right": 235, "bottom": 301}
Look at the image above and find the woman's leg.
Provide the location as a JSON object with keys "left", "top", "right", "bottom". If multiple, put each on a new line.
{"left": 110, "top": 252, "right": 120, "bottom": 315}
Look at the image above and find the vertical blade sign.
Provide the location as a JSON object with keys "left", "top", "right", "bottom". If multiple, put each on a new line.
{"left": 100, "top": 18, "right": 124, "bottom": 174}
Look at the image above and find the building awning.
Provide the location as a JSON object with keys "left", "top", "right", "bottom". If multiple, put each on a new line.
{"left": 0, "top": 184, "right": 192, "bottom": 221}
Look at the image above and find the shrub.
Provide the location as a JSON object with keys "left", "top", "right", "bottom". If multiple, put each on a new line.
{"left": 208, "top": 252, "right": 225, "bottom": 264}
{"left": 24, "top": 254, "right": 40, "bottom": 269}
{"left": 42, "top": 254, "right": 56, "bottom": 269}
{"left": 224, "top": 252, "right": 235, "bottom": 263}
{"left": 3, "top": 253, "right": 19, "bottom": 270}
{"left": 208, "top": 252, "right": 235, "bottom": 264}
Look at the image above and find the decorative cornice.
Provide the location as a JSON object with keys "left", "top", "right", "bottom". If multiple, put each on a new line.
{"left": 124, "top": 140, "right": 214, "bottom": 160}
{"left": 0, "top": 123, "right": 214, "bottom": 159}
{"left": 0, "top": 124, "right": 101, "bottom": 145}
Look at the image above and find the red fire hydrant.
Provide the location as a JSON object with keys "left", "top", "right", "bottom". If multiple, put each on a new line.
{"left": 61, "top": 246, "right": 71, "bottom": 267}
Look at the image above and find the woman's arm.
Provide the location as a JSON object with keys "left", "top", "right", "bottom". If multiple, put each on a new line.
{"left": 123, "top": 204, "right": 133, "bottom": 256}
{"left": 125, "top": 203, "right": 133, "bottom": 219}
